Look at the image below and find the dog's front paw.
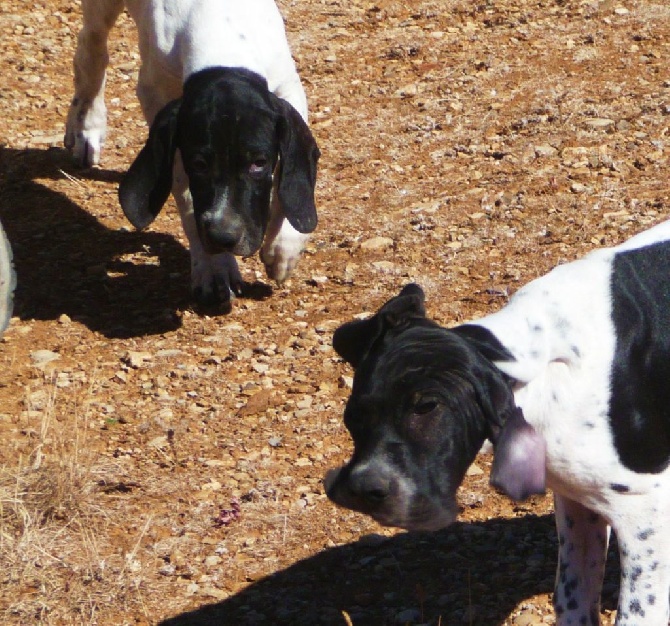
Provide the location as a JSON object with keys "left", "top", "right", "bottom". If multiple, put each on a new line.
{"left": 261, "top": 229, "right": 308, "bottom": 284}
{"left": 191, "top": 252, "right": 244, "bottom": 309}
{"left": 64, "top": 98, "right": 107, "bottom": 167}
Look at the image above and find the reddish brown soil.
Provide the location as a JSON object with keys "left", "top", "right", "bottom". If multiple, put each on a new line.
{"left": 0, "top": 1, "right": 668, "bottom": 625}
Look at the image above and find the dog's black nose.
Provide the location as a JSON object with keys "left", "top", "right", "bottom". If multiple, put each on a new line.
{"left": 206, "top": 229, "right": 239, "bottom": 250}
{"left": 348, "top": 470, "right": 391, "bottom": 504}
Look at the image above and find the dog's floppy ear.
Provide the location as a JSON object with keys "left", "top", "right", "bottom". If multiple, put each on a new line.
{"left": 119, "top": 98, "right": 181, "bottom": 230}
{"left": 333, "top": 284, "right": 426, "bottom": 368}
{"left": 271, "top": 96, "right": 320, "bottom": 234}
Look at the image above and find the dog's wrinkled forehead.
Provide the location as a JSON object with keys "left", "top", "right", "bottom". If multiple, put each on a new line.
{"left": 352, "top": 326, "right": 483, "bottom": 398}
{"left": 178, "top": 69, "right": 279, "bottom": 146}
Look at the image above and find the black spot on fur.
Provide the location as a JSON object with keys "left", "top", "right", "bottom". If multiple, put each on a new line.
{"left": 610, "top": 482, "right": 630, "bottom": 493}
{"left": 629, "top": 599, "right": 644, "bottom": 616}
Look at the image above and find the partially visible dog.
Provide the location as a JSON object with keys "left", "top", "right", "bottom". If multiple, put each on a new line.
{"left": 0, "top": 219, "right": 15, "bottom": 334}
{"left": 65, "top": 0, "right": 320, "bottom": 307}
{"left": 326, "top": 221, "right": 670, "bottom": 625}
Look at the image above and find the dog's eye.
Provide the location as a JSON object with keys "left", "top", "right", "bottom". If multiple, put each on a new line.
{"left": 248, "top": 158, "right": 269, "bottom": 176}
{"left": 190, "top": 155, "right": 209, "bottom": 175}
{"left": 413, "top": 399, "right": 439, "bottom": 416}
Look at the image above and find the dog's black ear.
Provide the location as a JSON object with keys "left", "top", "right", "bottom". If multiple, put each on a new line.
{"left": 272, "top": 96, "right": 320, "bottom": 234}
{"left": 452, "top": 324, "right": 518, "bottom": 436}
{"left": 333, "top": 284, "right": 426, "bottom": 368}
{"left": 379, "top": 283, "right": 426, "bottom": 328}
{"left": 119, "top": 98, "right": 181, "bottom": 230}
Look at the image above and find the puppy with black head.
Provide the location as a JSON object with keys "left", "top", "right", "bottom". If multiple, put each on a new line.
{"left": 326, "top": 221, "right": 670, "bottom": 626}
{"left": 65, "top": 0, "right": 319, "bottom": 308}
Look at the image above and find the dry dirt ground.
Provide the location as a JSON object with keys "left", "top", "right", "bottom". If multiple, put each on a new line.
{"left": 0, "top": 1, "right": 668, "bottom": 625}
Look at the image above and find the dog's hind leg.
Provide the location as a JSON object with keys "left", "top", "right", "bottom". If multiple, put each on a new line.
{"left": 610, "top": 493, "right": 670, "bottom": 626}
{"left": 553, "top": 495, "right": 609, "bottom": 626}
{"left": 65, "top": 0, "right": 123, "bottom": 167}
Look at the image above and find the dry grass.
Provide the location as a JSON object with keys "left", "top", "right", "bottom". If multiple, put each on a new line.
{"left": 0, "top": 373, "right": 121, "bottom": 625}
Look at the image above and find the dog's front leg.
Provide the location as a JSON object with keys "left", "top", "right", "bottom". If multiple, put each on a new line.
{"left": 65, "top": 0, "right": 124, "bottom": 167}
{"left": 553, "top": 495, "right": 609, "bottom": 626}
{"left": 172, "top": 156, "right": 243, "bottom": 309}
{"left": 610, "top": 495, "right": 670, "bottom": 626}
{"left": 260, "top": 190, "right": 309, "bottom": 284}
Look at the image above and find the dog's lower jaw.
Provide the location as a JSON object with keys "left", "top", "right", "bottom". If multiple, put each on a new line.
{"left": 326, "top": 468, "right": 458, "bottom": 533}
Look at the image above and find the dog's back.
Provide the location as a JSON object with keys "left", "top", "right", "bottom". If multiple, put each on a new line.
{"left": 123, "top": 0, "right": 306, "bottom": 118}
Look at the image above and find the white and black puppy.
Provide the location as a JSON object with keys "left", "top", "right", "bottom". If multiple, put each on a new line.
{"left": 65, "top": 0, "right": 320, "bottom": 307}
{"left": 326, "top": 221, "right": 670, "bottom": 626}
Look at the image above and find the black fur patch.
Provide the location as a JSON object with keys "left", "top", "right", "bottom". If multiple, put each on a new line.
{"left": 608, "top": 240, "right": 670, "bottom": 473}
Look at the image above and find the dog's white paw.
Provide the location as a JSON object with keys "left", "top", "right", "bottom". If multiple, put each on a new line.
{"left": 64, "top": 99, "right": 107, "bottom": 167}
{"left": 261, "top": 228, "right": 308, "bottom": 284}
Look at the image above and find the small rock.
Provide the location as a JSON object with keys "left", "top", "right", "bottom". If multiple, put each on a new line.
{"left": 30, "top": 349, "right": 60, "bottom": 368}
{"left": 339, "top": 375, "right": 353, "bottom": 389}
{"left": 583, "top": 118, "right": 615, "bottom": 130}
{"left": 570, "top": 182, "right": 590, "bottom": 194}
{"left": 156, "top": 349, "right": 183, "bottom": 358}
{"left": 203, "top": 555, "right": 221, "bottom": 568}
{"left": 395, "top": 608, "right": 421, "bottom": 624}
{"left": 372, "top": 261, "right": 397, "bottom": 272}
{"left": 360, "top": 236, "right": 394, "bottom": 251}
{"left": 466, "top": 462, "right": 484, "bottom": 476}
{"left": 395, "top": 83, "right": 418, "bottom": 97}
{"left": 148, "top": 435, "right": 169, "bottom": 450}
{"left": 534, "top": 143, "right": 557, "bottom": 158}
{"left": 513, "top": 612, "right": 544, "bottom": 626}
{"left": 356, "top": 533, "right": 390, "bottom": 548}
{"left": 185, "top": 583, "right": 200, "bottom": 596}
{"left": 251, "top": 361, "right": 269, "bottom": 374}
{"left": 124, "top": 351, "right": 152, "bottom": 368}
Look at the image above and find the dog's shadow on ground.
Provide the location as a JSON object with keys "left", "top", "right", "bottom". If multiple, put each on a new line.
{"left": 160, "top": 513, "right": 621, "bottom": 626}
{"left": 0, "top": 146, "right": 271, "bottom": 337}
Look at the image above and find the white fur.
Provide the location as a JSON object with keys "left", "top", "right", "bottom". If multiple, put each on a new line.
{"left": 477, "top": 219, "right": 670, "bottom": 626}
{"left": 65, "top": 0, "right": 311, "bottom": 295}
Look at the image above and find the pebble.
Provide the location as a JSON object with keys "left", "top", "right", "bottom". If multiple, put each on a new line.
{"left": 534, "top": 144, "right": 557, "bottom": 158}
{"left": 395, "top": 608, "right": 421, "bottom": 623}
{"left": 583, "top": 118, "right": 615, "bottom": 129}
{"left": 513, "top": 612, "right": 545, "bottom": 625}
{"left": 466, "top": 462, "right": 484, "bottom": 476}
{"left": 360, "top": 236, "right": 394, "bottom": 251}
{"left": 29, "top": 349, "right": 60, "bottom": 368}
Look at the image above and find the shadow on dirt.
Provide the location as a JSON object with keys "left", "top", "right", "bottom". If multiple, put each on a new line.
{"left": 0, "top": 146, "right": 272, "bottom": 337}
{"left": 159, "top": 513, "right": 621, "bottom": 626}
